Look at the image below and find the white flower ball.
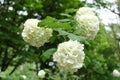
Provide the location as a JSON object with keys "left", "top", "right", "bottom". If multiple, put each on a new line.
{"left": 75, "top": 14, "right": 99, "bottom": 40}
{"left": 38, "top": 70, "right": 46, "bottom": 78}
{"left": 53, "top": 40, "right": 85, "bottom": 73}
{"left": 75, "top": 7, "right": 95, "bottom": 16}
{"left": 22, "top": 19, "right": 52, "bottom": 47}
{"left": 112, "top": 69, "right": 120, "bottom": 77}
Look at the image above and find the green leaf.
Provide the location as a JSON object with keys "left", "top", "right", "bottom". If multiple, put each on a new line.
{"left": 68, "top": 33, "right": 86, "bottom": 42}
{"left": 49, "top": 36, "right": 57, "bottom": 43}
{"left": 54, "top": 28, "right": 87, "bottom": 43}
{"left": 41, "top": 48, "right": 56, "bottom": 62}
{"left": 60, "top": 13, "right": 72, "bottom": 17}
{"left": 73, "top": 28, "right": 83, "bottom": 35}
{"left": 65, "top": 8, "right": 77, "bottom": 14}
{"left": 38, "top": 16, "right": 71, "bottom": 29}
{"left": 54, "top": 28, "right": 69, "bottom": 36}
{"left": 0, "top": 72, "right": 7, "bottom": 78}
{"left": 59, "top": 19, "right": 71, "bottom": 22}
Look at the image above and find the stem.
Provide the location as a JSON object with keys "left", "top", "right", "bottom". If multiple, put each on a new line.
{"left": 9, "top": 56, "right": 24, "bottom": 75}
{"left": 35, "top": 62, "right": 39, "bottom": 75}
{"left": 1, "top": 49, "right": 8, "bottom": 71}
{"left": 95, "top": 0, "right": 120, "bottom": 17}
{"left": 35, "top": 47, "right": 42, "bottom": 74}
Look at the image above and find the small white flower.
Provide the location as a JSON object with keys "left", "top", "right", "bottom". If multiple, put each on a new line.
{"left": 49, "top": 62, "right": 54, "bottom": 66}
{"left": 8, "top": 7, "right": 13, "bottom": 11}
{"left": 116, "top": 32, "right": 120, "bottom": 39}
{"left": 22, "top": 19, "right": 52, "bottom": 47}
{"left": 38, "top": 70, "right": 46, "bottom": 78}
{"left": 53, "top": 40, "right": 85, "bottom": 73}
{"left": 21, "top": 75, "right": 27, "bottom": 79}
{"left": 17, "top": 10, "right": 28, "bottom": 16}
{"left": 75, "top": 14, "right": 99, "bottom": 40}
{"left": 112, "top": 69, "right": 120, "bottom": 77}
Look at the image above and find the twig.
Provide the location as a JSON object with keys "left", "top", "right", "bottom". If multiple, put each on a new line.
{"left": 95, "top": 0, "right": 120, "bottom": 16}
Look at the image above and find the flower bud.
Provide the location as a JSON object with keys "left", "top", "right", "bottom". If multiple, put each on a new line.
{"left": 113, "top": 69, "right": 120, "bottom": 77}
{"left": 38, "top": 70, "right": 46, "bottom": 78}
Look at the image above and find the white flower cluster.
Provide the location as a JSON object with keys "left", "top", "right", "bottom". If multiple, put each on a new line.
{"left": 22, "top": 19, "right": 52, "bottom": 47}
{"left": 53, "top": 40, "right": 85, "bottom": 73}
{"left": 112, "top": 69, "right": 120, "bottom": 77}
{"left": 38, "top": 70, "right": 46, "bottom": 78}
{"left": 75, "top": 7, "right": 99, "bottom": 40}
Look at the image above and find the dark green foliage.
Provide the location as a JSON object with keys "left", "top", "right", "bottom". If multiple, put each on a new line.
{"left": 41, "top": 48, "right": 56, "bottom": 62}
{"left": 38, "top": 16, "right": 71, "bottom": 29}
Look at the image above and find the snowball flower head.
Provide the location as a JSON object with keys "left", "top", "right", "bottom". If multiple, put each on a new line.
{"left": 75, "top": 7, "right": 95, "bottom": 16}
{"left": 53, "top": 40, "right": 85, "bottom": 73}
{"left": 22, "top": 19, "right": 52, "bottom": 47}
{"left": 38, "top": 70, "right": 46, "bottom": 78}
{"left": 112, "top": 69, "right": 120, "bottom": 77}
{"left": 75, "top": 14, "right": 99, "bottom": 40}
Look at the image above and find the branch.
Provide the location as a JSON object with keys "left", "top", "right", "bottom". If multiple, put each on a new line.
{"left": 9, "top": 57, "right": 24, "bottom": 75}
{"left": 1, "top": 49, "right": 8, "bottom": 71}
{"left": 103, "top": 6, "right": 120, "bottom": 16}
{"left": 95, "top": 0, "right": 120, "bottom": 16}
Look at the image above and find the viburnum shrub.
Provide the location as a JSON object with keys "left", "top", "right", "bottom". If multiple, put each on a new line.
{"left": 21, "top": 7, "right": 100, "bottom": 74}
{"left": 1, "top": 0, "right": 119, "bottom": 79}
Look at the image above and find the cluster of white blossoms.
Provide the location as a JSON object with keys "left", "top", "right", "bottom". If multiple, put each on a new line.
{"left": 38, "top": 70, "right": 46, "bottom": 78}
{"left": 112, "top": 69, "right": 120, "bottom": 77}
{"left": 53, "top": 40, "right": 85, "bottom": 73}
{"left": 75, "top": 7, "right": 99, "bottom": 40}
{"left": 22, "top": 19, "right": 52, "bottom": 47}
